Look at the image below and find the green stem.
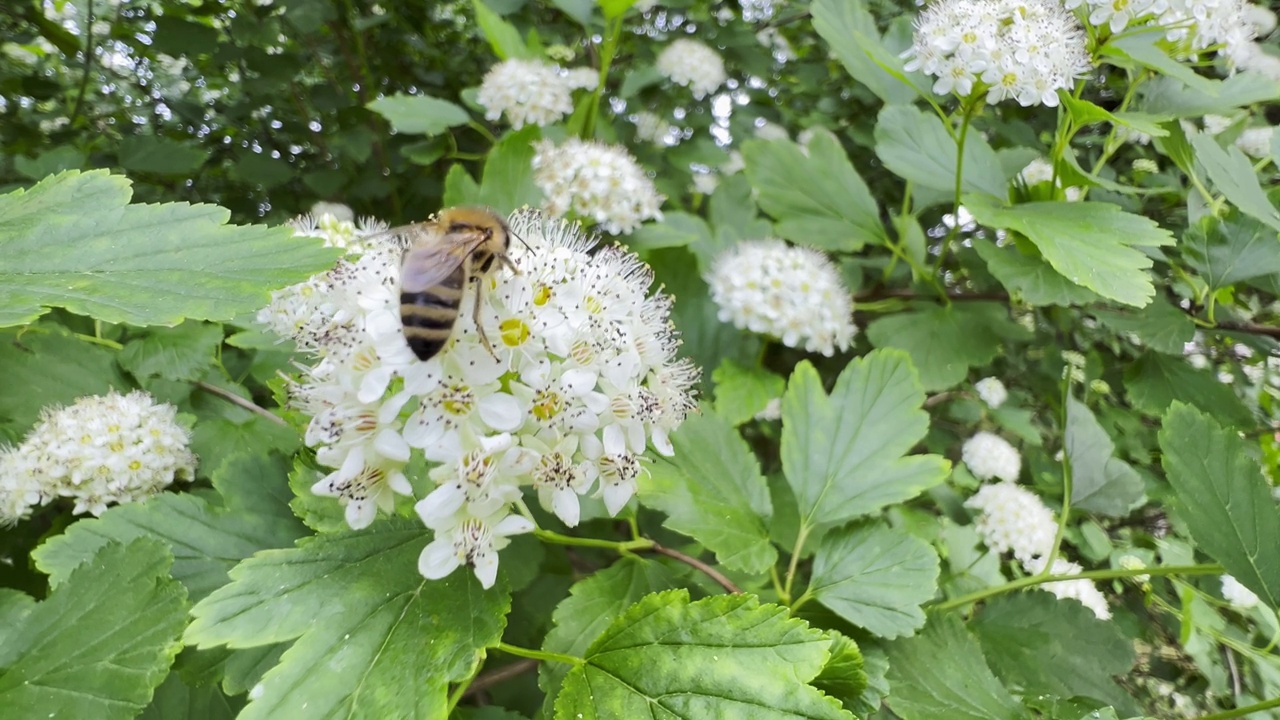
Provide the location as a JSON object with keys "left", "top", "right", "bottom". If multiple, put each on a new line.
{"left": 932, "top": 564, "right": 1223, "bottom": 611}
{"left": 1045, "top": 375, "right": 1073, "bottom": 567}
{"left": 534, "top": 529, "right": 653, "bottom": 553}
{"left": 496, "top": 642, "right": 582, "bottom": 667}
{"left": 445, "top": 655, "right": 483, "bottom": 713}
{"left": 69, "top": 0, "right": 97, "bottom": 128}
{"left": 468, "top": 120, "right": 498, "bottom": 144}
{"left": 1196, "top": 697, "right": 1280, "bottom": 720}
{"left": 933, "top": 100, "right": 979, "bottom": 296}
{"left": 581, "top": 15, "right": 623, "bottom": 139}
{"left": 73, "top": 332, "right": 124, "bottom": 350}
{"left": 781, "top": 525, "right": 811, "bottom": 605}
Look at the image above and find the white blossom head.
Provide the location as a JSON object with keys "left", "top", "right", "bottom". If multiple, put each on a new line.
{"left": 706, "top": 240, "right": 857, "bottom": 357}
{"left": 1235, "top": 126, "right": 1275, "bottom": 159}
{"left": 532, "top": 138, "right": 664, "bottom": 235}
{"left": 656, "top": 38, "right": 727, "bottom": 99}
{"left": 903, "top": 0, "right": 1092, "bottom": 107}
{"left": 1221, "top": 575, "right": 1261, "bottom": 609}
{"left": 285, "top": 208, "right": 387, "bottom": 253}
{"left": 1024, "top": 556, "right": 1112, "bottom": 619}
{"left": 1157, "top": 0, "right": 1256, "bottom": 67}
{"left": 1018, "top": 158, "right": 1083, "bottom": 201}
{"left": 633, "top": 111, "right": 677, "bottom": 146}
{"left": 266, "top": 209, "right": 699, "bottom": 588}
{"left": 974, "top": 377, "right": 1008, "bottom": 409}
{"left": 964, "top": 480, "right": 1056, "bottom": 563}
{"left": 962, "top": 431, "right": 1021, "bottom": 481}
{"left": 0, "top": 391, "right": 195, "bottom": 521}
{"left": 476, "top": 59, "right": 596, "bottom": 129}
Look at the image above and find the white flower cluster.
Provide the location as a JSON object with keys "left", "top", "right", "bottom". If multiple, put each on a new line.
{"left": 1221, "top": 575, "right": 1261, "bottom": 609}
{"left": 962, "top": 431, "right": 1022, "bottom": 481}
{"left": 656, "top": 38, "right": 727, "bottom": 99}
{"left": 903, "top": 0, "right": 1092, "bottom": 107}
{"left": 1025, "top": 556, "right": 1113, "bottom": 619}
{"left": 0, "top": 391, "right": 195, "bottom": 522}
{"left": 532, "top": 139, "right": 665, "bottom": 235}
{"left": 965, "top": 480, "right": 1111, "bottom": 619}
{"left": 965, "top": 481, "right": 1057, "bottom": 563}
{"left": 974, "top": 377, "right": 1008, "bottom": 409}
{"left": 477, "top": 59, "right": 597, "bottom": 129}
{"left": 282, "top": 207, "right": 386, "bottom": 255}
{"left": 1235, "top": 126, "right": 1275, "bottom": 159}
{"left": 1064, "top": 0, "right": 1261, "bottom": 66}
{"left": 706, "top": 240, "right": 857, "bottom": 357}
{"left": 264, "top": 209, "right": 699, "bottom": 589}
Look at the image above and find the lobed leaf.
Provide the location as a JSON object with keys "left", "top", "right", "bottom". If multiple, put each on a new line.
{"left": 366, "top": 93, "right": 472, "bottom": 136}
{"left": 0, "top": 170, "right": 339, "bottom": 328}
{"left": 1065, "top": 396, "right": 1144, "bottom": 516}
{"left": 865, "top": 302, "right": 1018, "bottom": 390}
{"left": 1182, "top": 214, "right": 1280, "bottom": 291}
{"left": 973, "top": 239, "right": 1101, "bottom": 306}
{"left": 875, "top": 105, "right": 1007, "bottom": 200}
{"left": 1189, "top": 134, "right": 1280, "bottom": 232}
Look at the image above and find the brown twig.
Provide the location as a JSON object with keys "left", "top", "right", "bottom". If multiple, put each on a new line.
{"left": 648, "top": 543, "right": 742, "bottom": 594}
{"left": 461, "top": 659, "right": 538, "bottom": 699}
{"left": 194, "top": 381, "right": 288, "bottom": 427}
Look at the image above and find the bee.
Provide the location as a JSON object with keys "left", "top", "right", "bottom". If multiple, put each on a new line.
{"left": 395, "top": 207, "right": 517, "bottom": 361}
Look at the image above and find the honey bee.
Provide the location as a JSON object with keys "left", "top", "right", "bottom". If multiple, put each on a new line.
{"left": 394, "top": 207, "right": 516, "bottom": 361}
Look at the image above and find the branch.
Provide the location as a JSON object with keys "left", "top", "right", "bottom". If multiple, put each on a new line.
{"left": 193, "top": 381, "right": 288, "bottom": 427}
{"left": 648, "top": 543, "right": 742, "bottom": 594}
{"left": 461, "top": 659, "right": 537, "bottom": 698}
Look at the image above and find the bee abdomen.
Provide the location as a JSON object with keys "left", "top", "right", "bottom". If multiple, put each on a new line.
{"left": 400, "top": 289, "right": 461, "bottom": 360}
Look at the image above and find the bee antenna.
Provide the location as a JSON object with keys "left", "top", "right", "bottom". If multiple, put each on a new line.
{"left": 511, "top": 228, "right": 535, "bottom": 255}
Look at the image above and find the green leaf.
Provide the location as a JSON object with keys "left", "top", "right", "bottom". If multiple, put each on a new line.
{"left": 875, "top": 105, "right": 1007, "bottom": 199}
{"left": 599, "top": 0, "right": 635, "bottom": 20}
{"left": 1183, "top": 214, "right": 1280, "bottom": 290}
{"left": 1159, "top": 403, "right": 1280, "bottom": 609}
{"left": 1102, "top": 32, "right": 1220, "bottom": 96}
{"left": 230, "top": 153, "right": 294, "bottom": 189}
{"left": 120, "top": 321, "right": 225, "bottom": 381}
{"left": 885, "top": 614, "right": 1027, "bottom": 720}
{"left": 0, "top": 329, "right": 129, "bottom": 431}
{"left": 119, "top": 135, "right": 208, "bottom": 175}
{"left": 472, "top": 0, "right": 536, "bottom": 60}
{"left": 971, "top": 593, "right": 1139, "bottom": 714}
{"left": 0, "top": 590, "right": 35, "bottom": 649}
{"left": 1189, "top": 134, "right": 1280, "bottom": 232}
{"left": 713, "top": 359, "right": 785, "bottom": 426}
{"left": 973, "top": 239, "right": 1101, "bottom": 306}
{"left": 864, "top": 302, "right": 1013, "bottom": 390}
{"left": 742, "top": 134, "right": 885, "bottom": 252}
{"left": 1059, "top": 95, "right": 1169, "bottom": 138}
{"left": 476, "top": 126, "right": 542, "bottom": 211}
{"left": 1123, "top": 352, "right": 1254, "bottom": 427}
{"left": 965, "top": 197, "right": 1174, "bottom": 307}
{"left": 442, "top": 164, "right": 481, "bottom": 208}
{"left": 366, "top": 93, "right": 471, "bottom": 136}
{"left": 554, "top": 590, "right": 852, "bottom": 719}
{"left": 627, "top": 211, "right": 712, "bottom": 253}
{"left": 0, "top": 539, "right": 187, "bottom": 720}
{"left": 811, "top": 632, "right": 868, "bottom": 713}
{"left": 140, "top": 672, "right": 241, "bottom": 720}
{"left": 1065, "top": 398, "right": 1143, "bottom": 516}
{"left": 1138, "top": 70, "right": 1280, "bottom": 118}
{"left": 0, "top": 170, "right": 340, "bottom": 327}
{"left": 811, "top": 0, "right": 921, "bottom": 105}
{"left": 187, "top": 519, "right": 510, "bottom": 719}
{"left": 13, "top": 146, "right": 86, "bottom": 180}
{"left": 807, "top": 523, "right": 940, "bottom": 639}
{"left": 781, "top": 351, "right": 949, "bottom": 530}
{"left": 1091, "top": 300, "right": 1195, "bottom": 355}
{"left": 32, "top": 453, "right": 306, "bottom": 602}
{"left": 552, "top": 0, "right": 595, "bottom": 24}
{"left": 640, "top": 410, "right": 776, "bottom": 574}
{"left": 539, "top": 558, "right": 680, "bottom": 708}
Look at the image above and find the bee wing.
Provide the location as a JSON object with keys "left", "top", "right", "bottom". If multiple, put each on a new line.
{"left": 399, "top": 226, "right": 490, "bottom": 293}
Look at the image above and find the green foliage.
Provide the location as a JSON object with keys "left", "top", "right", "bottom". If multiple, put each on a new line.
{"left": 875, "top": 105, "right": 1007, "bottom": 199}
{"left": 781, "top": 352, "right": 949, "bottom": 532}
{"left": 366, "top": 94, "right": 472, "bottom": 136}
{"left": 640, "top": 410, "right": 776, "bottom": 573}
{"left": 865, "top": 302, "right": 1018, "bottom": 390}
{"left": 1065, "top": 398, "right": 1143, "bottom": 516}
{"left": 187, "top": 519, "right": 509, "bottom": 718}
{"left": 554, "top": 590, "right": 852, "bottom": 719}
{"left": 712, "top": 359, "right": 786, "bottom": 426}
{"left": 0, "top": 171, "right": 340, "bottom": 327}
{"left": 1160, "top": 404, "right": 1280, "bottom": 608}
{"left": 886, "top": 614, "right": 1027, "bottom": 720}
{"left": 0, "top": 539, "right": 187, "bottom": 720}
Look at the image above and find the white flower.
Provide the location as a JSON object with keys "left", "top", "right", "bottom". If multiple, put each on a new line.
{"left": 267, "top": 209, "right": 699, "bottom": 584}
{"left": 962, "top": 431, "right": 1021, "bottom": 481}
{"left": 311, "top": 201, "right": 354, "bottom": 223}
{"left": 633, "top": 111, "right": 676, "bottom": 145}
{"left": 903, "top": 0, "right": 1092, "bottom": 107}
{"left": 0, "top": 391, "right": 195, "bottom": 519}
{"left": 706, "top": 240, "right": 857, "bottom": 356}
{"left": 477, "top": 59, "right": 596, "bottom": 129}
{"left": 1245, "top": 4, "right": 1277, "bottom": 35}
{"left": 1025, "top": 556, "right": 1112, "bottom": 620}
{"left": 1203, "top": 114, "right": 1235, "bottom": 135}
{"left": 691, "top": 171, "right": 720, "bottom": 195}
{"left": 755, "top": 397, "right": 783, "bottom": 421}
{"left": 532, "top": 138, "right": 664, "bottom": 235}
{"left": 1157, "top": 0, "right": 1256, "bottom": 67}
{"left": 974, "top": 377, "right": 1008, "bottom": 409}
{"left": 1019, "top": 158, "right": 1083, "bottom": 200}
{"left": 656, "top": 38, "right": 727, "bottom": 99}
{"left": 1221, "top": 575, "right": 1261, "bottom": 609}
{"left": 1235, "top": 127, "right": 1274, "bottom": 158}
{"left": 965, "top": 481, "right": 1056, "bottom": 563}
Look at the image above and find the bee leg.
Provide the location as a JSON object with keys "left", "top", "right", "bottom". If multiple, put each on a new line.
{"left": 472, "top": 276, "right": 499, "bottom": 361}
{"left": 496, "top": 253, "right": 519, "bottom": 275}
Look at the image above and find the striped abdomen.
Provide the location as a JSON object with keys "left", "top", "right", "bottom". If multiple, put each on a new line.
{"left": 400, "top": 262, "right": 467, "bottom": 360}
